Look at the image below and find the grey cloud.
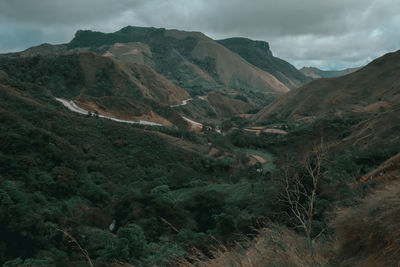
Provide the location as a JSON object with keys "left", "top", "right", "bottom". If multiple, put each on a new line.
{"left": 0, "top": 0, "right": 399, "bottom": 69}
{"left": 0, "top": 0, "right": 146, "bottom": 25}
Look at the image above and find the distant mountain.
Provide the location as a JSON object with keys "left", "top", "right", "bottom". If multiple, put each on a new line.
{"left": 300, "top": 66, "right": 361, "bottom": 79}
{"left": 217, "top": 37, "right": 311, "bottom": 89}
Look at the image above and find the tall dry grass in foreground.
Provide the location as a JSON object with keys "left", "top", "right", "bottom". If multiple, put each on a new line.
{"left": 179, "top": 226, "right": 327, "bottom": 267}
{"left": 333, "top": 181, "right": 400, "bottom": 266}
{"left": 178, "top": 184, "right": 400, "bottom": 266}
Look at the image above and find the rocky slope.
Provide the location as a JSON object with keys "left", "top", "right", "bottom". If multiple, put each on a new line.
{"left": 218, "top": 37, "right": 311, "bottom": 89}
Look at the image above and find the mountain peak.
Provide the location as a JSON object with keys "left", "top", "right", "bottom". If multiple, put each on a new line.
{"left": 217, "top": 37, "right": 310, "bottom": 89}
{"left": 218, "top": 37, "right": 272, "bottom": 56}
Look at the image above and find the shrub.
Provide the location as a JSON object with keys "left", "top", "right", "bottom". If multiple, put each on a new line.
{"left": 116, "top": 224, "right": 147, "bottom": 259}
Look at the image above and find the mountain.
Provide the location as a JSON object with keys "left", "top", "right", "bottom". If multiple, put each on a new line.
{"left": 68, "top": 27, "right": 289, "bottom": 101}
{"left": 256, "top": 50, "right": 400, "bottom": 121}
{"left": 13, "top": 26, "right": 294, "bottom": 108}
{"left": 217, "top": 37, "right": 311, "bottom": 89}
{"left": 300, "top": 66, "right": 361, "bottom": 79}
{"left": 0, "top": 52, "right": 190, "bottom": 127}
{"left": 255, "top": 50, "right": 400, "bottom": 153}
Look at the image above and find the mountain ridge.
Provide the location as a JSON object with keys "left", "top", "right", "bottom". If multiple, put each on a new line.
{"left": 300, "top": 66, "right": 361, "bottom": 79}
{"left": 217, "top": 37, "right": 311, "bottom": 89}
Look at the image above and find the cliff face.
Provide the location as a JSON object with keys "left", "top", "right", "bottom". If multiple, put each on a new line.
{"left": 218, "top": 37, "right": 311, "bottom": 89}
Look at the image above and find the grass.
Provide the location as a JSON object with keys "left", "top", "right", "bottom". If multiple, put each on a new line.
{"left": 333, "top": 180, "right": 400, "bottom": 266}
{"left": 178, "top": 225, "right": 327, "bottom": 267}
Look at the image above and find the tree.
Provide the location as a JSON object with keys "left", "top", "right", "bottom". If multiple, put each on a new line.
{"left": 281, "top": 138, "right": 328, "bottom": 239}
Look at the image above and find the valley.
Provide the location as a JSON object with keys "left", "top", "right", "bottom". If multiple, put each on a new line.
{"left": 0, "top": 24, "right": 399, "bottom": 267}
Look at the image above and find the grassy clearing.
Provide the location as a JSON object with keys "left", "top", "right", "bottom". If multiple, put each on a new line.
{"left": 240, "top": 148, "right": 276, "bottom": 172}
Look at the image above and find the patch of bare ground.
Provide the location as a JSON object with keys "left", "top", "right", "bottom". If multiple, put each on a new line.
{"left": 244, "top": 126, "right": 288, "bottom": 136}
{"left": 74, "top": 96, "right": 173, "bottom": 126}
{"left": 249, "top": 154, "right": 268, "bottom": 164}
{"left": 238, "top": 113, "right": 252, "bottom": 118}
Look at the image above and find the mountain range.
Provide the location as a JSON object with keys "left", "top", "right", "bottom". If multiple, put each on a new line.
{"left": 4, "top": 26, "right": 316, "bottom": 127}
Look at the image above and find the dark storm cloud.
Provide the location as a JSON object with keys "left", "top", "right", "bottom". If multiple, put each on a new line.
{"left": 0, "top": 0, "right": 399, "bottom": 69}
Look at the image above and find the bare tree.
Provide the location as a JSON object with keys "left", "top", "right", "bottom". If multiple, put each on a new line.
{"left": 281, "top": 138, "right": 328, "bottom": 239}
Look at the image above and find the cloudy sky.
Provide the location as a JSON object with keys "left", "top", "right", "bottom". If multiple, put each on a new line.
{"left": 1, "top": 0, "right": 399, "bottom": 70}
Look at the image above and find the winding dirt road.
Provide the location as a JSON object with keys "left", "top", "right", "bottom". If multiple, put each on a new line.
{"left": 55, "top": 98, "right": 163, "bottom": 126}
{"left": 56, "top": 97, "right": 205, "bottom": 129}
{"left": 170, "top": 98, "right": 193, "bottom": 108}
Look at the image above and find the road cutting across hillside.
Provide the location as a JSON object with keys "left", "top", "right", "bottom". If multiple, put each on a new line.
{"left": 56, "top": 97, "right": 204, "bottom": 129}
{"left": 56, "top": 98, "right": 163, "bottom": 126}
{"left": 170, "top": 98, "right": 193, "bottom": 107}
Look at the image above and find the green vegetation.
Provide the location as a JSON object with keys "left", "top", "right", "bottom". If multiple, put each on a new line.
{"left": 1, "top": 29, "right": 399, "bottom": 266}
{"left": 0, "top": 75, "right": 284, "bottom": 266}
{"left": 0, "top": 55, "right": 85, "bottom": 99}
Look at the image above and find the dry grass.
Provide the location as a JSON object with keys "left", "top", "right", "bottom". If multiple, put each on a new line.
{"left": 333, "top": 181, "right": 400, "bottom": 266}
{"left": 179, "top": 226, "right": 327, "bottom": 267}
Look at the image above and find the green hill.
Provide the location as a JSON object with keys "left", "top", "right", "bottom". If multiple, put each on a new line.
{"left": 0, "top": 52, "right": 190, "bottom": 127}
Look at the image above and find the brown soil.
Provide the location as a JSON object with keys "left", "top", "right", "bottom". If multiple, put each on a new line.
{"left": 249, "top": 154, "right": 269, "bottom": 164}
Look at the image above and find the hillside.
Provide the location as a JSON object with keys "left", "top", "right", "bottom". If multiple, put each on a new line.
{"left": 0, "top": 52, "right": 190, "bottom": 127}
{"left": 254, "top": 50, "right": 400, "bottom": 157}
{"left": 256, "top": 50, "right": 400, "bottom": 121}
{"left": 2, "top": 25, "right": 400, "bottom": 267}
{"left": 218, "top": 37, "right": 311, "bottom": 89}
{"left": 0, "top": 69, "right": 288, "bottom": 266}
{"left": 182, "top": 153, "right": 400, "bottom": 266}
{"left": 301, "top": 66, "right": 361, "bottom": 79}
{"left": 13, "top": 26, "right": 293, "bottom": 109}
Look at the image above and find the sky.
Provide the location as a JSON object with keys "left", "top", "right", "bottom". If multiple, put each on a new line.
{"left": 0, "top": 0, "right": 399, "bottom": 70}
